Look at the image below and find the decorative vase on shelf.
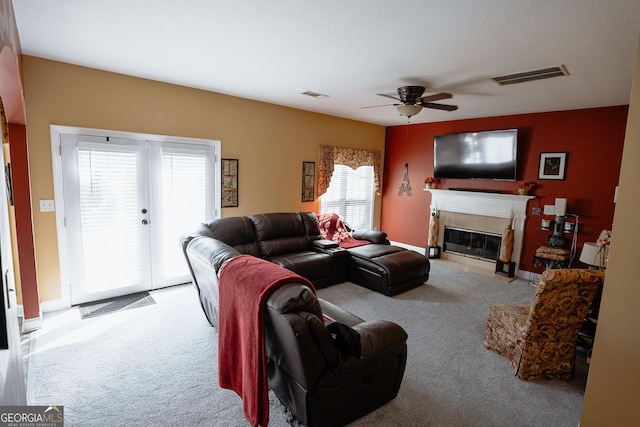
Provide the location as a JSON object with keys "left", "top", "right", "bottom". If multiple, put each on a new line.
{"left": 428, "top": 215, "right": 439, "bottom": 247}
{"left": 500, "top": 227, "right": 515, "bottom": 262}
{"left": 517, "top": 188, "right": 528, "bottom": 196}
{"left": 424, "top": 178, "right": 438, "bottom": 190}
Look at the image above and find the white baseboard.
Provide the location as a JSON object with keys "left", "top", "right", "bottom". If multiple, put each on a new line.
{"left": 389, "top": 241, "right": 425, "bottom": 255}
{"left": 17, "top": 298, "right": 69, "bottom": 333}
{"left": 21, "top": 315, "right": 43, "bottom": 333}
{"left": 39, "top": 298, "right": 69, "bottom": 314}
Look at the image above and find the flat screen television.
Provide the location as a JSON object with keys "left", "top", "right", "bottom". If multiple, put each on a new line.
{"left": 433, "top": 129, "right": 518, "bottom": 180}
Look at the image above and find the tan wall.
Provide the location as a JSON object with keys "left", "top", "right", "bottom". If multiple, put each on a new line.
{"left": 22, "top": 56, "right": 385, "bottom": 303}
{"left": 581, "top": 39, "right": 640, "bottom": 424}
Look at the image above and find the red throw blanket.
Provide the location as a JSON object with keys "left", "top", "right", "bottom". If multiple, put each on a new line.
{"left": 218, "top": 255, "right": 315, "bottom": 427}
{"left": 317, "top": 213, "right": 370, "bottom": 248}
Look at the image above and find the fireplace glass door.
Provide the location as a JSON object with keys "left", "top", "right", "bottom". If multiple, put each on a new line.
{"left": 443, "top": 227, "right": 502, "bottom": 261}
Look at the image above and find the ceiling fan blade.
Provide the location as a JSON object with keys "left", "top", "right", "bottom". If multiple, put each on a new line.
{"left": 419, "top": 92, "right": 453, "bottom": 103}
{"left": 361, "top": 103, "right": 399, "bottom": 109}
{"left": 376, "top": 93, "right": 401, "bottom": 101}
{"left": 423, "top": 102, "right": 458, "bottom": 111}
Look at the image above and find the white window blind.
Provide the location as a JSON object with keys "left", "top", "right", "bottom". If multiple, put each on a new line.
{"left": 319, "top": 164, "right": 374, "bottom": 230}
{"left": 158, "top": 148, "right": 208, "bottom": 279}
{"left": 77, "top": 147, "right": 141, "bottom": 291}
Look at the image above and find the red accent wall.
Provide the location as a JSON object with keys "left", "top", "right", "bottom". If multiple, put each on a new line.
{"left": 381, "top": 106, "right": 628, "bottom": 271}
{"left": 0, "top": 0, "right": 40, "bottom": 319}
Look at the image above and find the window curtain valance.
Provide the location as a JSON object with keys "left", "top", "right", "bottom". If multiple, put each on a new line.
{"left": 318, "top": 144, "right": 382, "bottom": 196}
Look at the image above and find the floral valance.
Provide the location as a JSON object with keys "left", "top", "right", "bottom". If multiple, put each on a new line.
{"left": 317, "top": 144, "right": 382, "bottom": 196}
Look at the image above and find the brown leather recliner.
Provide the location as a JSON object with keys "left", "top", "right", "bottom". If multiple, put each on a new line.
{"left": 264, "top": 282, "right": 408, "bottom": 427}
{"left": 182, "top": 221, "right": 408, "bottom": 425}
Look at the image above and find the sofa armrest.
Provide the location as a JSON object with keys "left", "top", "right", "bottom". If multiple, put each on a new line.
{"left": 352, "top": 229, "right": 389, "bottom": 244}
{"left": 310, "top": 239, "right": 339, "bottom": 249}
{"left": 352, "top": 320, "right": 408, "bottom": 359}
{"left": 187, "top": 237, "right": 241, "bottom": 274}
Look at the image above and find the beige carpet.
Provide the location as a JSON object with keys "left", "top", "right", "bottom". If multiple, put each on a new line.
{"left": 22, "top": 263, "right": 589, "bottom": 426}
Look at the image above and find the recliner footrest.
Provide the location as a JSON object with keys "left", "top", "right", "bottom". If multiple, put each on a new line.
{"left": 347, "top": 244, "right": 429, "bottom": 296}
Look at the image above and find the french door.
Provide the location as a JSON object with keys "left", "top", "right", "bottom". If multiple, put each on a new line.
{"left": 59, "top": 133, "right": 218, "bottom": 305}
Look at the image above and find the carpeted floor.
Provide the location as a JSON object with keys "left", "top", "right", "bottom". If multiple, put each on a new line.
{"left": 22, "top": 262, "right": 589, "bottom": 426}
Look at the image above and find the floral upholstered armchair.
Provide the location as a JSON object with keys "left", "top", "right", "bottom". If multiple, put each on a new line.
{"left": 484, "top": 269, "right": 605, "bottom": 380}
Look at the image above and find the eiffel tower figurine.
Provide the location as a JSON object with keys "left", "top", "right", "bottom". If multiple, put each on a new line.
{"left": 398, "top": 163, "right": 412, "bottom": 196}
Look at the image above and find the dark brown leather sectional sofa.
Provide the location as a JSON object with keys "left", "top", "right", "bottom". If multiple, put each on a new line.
{"left": 182, "top": 212, "right": 430, "bottom": 326}
{"left": 180, "top": 212, "right": 429, "bottom": 426}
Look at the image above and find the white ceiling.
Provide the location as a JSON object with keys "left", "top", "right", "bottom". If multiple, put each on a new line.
{"left": 11, "top": 0, "right": 640, "bottom": 126}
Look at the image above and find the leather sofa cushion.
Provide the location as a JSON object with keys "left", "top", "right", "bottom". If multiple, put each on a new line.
{"left": 268, "top": 251, "right": 333, "bottom": 282}
{"left": 350, "top": 248, "right": 430, "bottom": 285}
{"left": 200, "top": 216, "right": 261, "bottom": 257}
{"left": 352, "top": 229, "right": 388, "bottom": 244}
{"left": 347, "top": 244, "right": 405, "bottom": 260}
{"left": 265, "top": 283, "right": 338, "bottom": 370}
{"left": 260, "top": 237, "right": 311, "bottom": 258}
{"left": 252, "top": 213, "right": 310, "bottom": 257}
{"left": 266, "top": 282, "right": 322, "bottom": 318}
{"left": 300, "top": 211, "right": 323, "bottom": 240}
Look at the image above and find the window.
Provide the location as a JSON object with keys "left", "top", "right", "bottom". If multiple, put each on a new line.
{"left": 320, "top": 164, "right": 374, "bottom": 230}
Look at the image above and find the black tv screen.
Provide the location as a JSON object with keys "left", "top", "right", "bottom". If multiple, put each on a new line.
{"left": 433, "top": 129, "right": 518, "bottom": 180}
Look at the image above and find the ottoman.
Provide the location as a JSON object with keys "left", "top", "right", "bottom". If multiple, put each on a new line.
{"left": 347, "top": 244, "right": 430, "bottom": 296}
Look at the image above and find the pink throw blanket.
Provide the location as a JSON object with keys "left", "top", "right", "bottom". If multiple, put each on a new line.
{"left": 218, "top": 255, "right": 315, "bottom": 427}
{"left": 317, "top": 213, "right": 370, "bottom": 248}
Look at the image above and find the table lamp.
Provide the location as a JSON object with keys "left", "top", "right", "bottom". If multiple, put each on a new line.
{"left": 579, "top": 242, "right": 608, "bottom": 269}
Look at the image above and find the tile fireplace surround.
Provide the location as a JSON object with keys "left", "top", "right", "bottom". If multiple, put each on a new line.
{"left": 427, "top": 189, "right": 535, "bottom": 276}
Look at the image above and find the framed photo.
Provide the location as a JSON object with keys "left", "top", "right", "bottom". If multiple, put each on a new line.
{"left": 221, "top": 158, "right": 238, "bottom": 207}
{"left": 302, "top": 161, "right": 315, "bottom": 202}
{"left": 538, "top": 152, "right": 568, "bottom": 180}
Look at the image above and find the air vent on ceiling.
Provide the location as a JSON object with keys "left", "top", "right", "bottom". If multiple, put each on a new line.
{"left": 491, "top": 65, "right": 569, "bottom": 86}
{"left": 301, "top": 90, "right": 329, "bottom": 99}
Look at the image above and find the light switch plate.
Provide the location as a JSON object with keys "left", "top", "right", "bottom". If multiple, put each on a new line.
{"left": 39, "top": 199, "right": 55, "bottom": 212}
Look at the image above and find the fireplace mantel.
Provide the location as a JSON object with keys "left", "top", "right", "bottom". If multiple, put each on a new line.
{"left": 426, "top": 189, "right": 535, "bottom": 275}
{"left": 426, "top": 189, "right": 534, "bottom": 218}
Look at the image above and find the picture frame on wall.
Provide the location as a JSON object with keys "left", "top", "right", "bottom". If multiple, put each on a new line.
{"left": 302, "top": 161, "right": 315, "bottom": 202}
{"left": 538, "top": 152, "right": 568, "bottom": 180}
{"left": 222, "top": 158, "right": 238, "bottom": 207}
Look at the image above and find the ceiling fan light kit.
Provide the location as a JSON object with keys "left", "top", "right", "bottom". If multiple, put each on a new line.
{"left": 365, "top": 85, "right": 458, "bottom": 120}
{"left": 397, "top": 104, "right": 423, "bottom": 118}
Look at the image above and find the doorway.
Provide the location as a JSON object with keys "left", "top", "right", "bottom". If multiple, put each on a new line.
{"left": 53, "top": 127, "right": 220, "bottom": 306}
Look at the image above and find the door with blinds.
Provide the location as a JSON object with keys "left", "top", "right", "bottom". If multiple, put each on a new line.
{"left": 60, "top": 133, "right": 217, "bottom": 305}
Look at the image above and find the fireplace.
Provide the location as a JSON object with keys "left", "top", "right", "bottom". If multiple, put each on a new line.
{"left": 427, "top": 189, "right": 534, "bottom": 274}
{"left": 443, "top": 227, "right": 502, "bottom": 261}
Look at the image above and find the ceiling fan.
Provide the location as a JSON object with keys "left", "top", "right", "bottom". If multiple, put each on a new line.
{"left": 363, "top": 86, "right": 458, "bottom": 119}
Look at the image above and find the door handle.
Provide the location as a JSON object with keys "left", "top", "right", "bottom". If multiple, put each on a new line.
{"left": 4, "top": 269, "right": 10, "bottom": 309}
{"left": 142, "top": 219, "right": 149, "bottom": 225}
